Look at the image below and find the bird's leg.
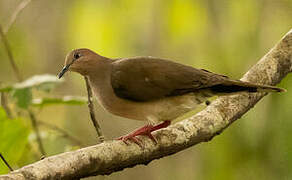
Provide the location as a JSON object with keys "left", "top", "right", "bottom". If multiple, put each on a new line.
{"left": 117, "top": 120, "right": 171, "bottom": 146}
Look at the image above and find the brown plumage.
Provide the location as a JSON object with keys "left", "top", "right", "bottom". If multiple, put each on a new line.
{"left": 111, "top": 57, "right": 284, "bottom": 102}
{"left": 58, "top": 48, "right": 285, "bottom": 145}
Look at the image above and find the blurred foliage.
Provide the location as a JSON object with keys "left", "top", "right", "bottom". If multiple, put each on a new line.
{"left": 0, "top": 0, "right": 291, "bottom": 179}
{"left": 0, "top": 74, "right": 87, "bottom": 174}
{"left": 12, "top": 88, "right": 32, "bottom": 109}
{"left": 32, "top": 96, "right": 87, "bottom": 107}
{"left": 0, "top": 107, "right": 30, "bottom": 174}
{"left": 0, "top": 74, "right": 85, "bottom": 109}
{"left": 0, "top": 74, "right": 62, "bottom": 92}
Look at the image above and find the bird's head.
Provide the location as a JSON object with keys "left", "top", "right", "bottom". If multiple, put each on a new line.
{"left": 58, "top": 48, "right": 107, "bottom": 78}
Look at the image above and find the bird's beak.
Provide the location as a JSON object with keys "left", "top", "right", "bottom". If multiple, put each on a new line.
{"left": 58, "top": 64, "right": 70, "bottom": 79}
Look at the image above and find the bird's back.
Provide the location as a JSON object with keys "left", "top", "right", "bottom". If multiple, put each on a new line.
{"left": 111, "top": 57, "right": 227, "bottom": 102}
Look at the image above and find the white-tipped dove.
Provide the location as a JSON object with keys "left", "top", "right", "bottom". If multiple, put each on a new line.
{"left": 58, "top": 48, "right": 285, "bottom": 145}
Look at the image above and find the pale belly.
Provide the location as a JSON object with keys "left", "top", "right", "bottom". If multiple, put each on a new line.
{"left": 142, "top": 92, "right": 211, "bottom": 123}
{"left": 94, "top": 85, "right": 211, "bottom": 123}
{"left": 89, "top": 76, "right": 212, "bottom": 123}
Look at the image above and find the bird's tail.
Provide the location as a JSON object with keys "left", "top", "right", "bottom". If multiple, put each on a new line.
{"left": 209, "top": 80, "right": 286, "bottom": 94}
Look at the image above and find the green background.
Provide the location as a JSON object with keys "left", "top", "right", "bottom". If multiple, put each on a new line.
{"left": 0, "top": 0, "right": 292, "bottom": 179}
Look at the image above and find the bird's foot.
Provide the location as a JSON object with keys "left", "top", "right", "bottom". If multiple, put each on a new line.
{"left": 117, "top": 120, "right": 171, "bottom": 147}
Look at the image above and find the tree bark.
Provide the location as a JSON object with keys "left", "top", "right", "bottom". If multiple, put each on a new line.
{"left": 1, "top": 29, "right": 291, "bottom": 180}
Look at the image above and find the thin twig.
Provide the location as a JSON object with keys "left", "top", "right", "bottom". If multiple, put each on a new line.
{"left": 28, "top": 109, "right": 46, "bottom": 156}
{"left": 84, "top": 76, "right": 104, "bottom": 142}
{"left": 4, "top": 0, "right": 32, "bottom": 34}
{"left": 1, "top": 92, "right": 12, "bottom": 119}
{"left": 0, "top": 25, "right": 22, "bottom": 81}
{"left": 0, "top": 153, "right": 13, "bottom": 171}
{"left": 38, "top": 120, "right": 83, "bottom": 146}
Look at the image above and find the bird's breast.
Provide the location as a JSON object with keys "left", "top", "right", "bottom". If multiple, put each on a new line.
{"left": 90, "top": 77, "right": 211, "bottom": 123}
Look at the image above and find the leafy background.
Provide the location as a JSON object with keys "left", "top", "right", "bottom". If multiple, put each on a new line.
{"left": 0, "top": 0, "right": 292, "bottom": 179}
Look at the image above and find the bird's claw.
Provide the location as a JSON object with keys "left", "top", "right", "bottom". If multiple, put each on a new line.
{"left": 117, "top": 135, "right": 143, "bottom": 147}
{"left": 116, "top": 121, "right": 170, "bottom": 147}
{"left": 116, "top": 132, "right": 157, "bottom": 147}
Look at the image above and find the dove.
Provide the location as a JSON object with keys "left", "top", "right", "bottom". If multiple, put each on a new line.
{"left": 58, "top": 48, "right": 285, "bottom": 145}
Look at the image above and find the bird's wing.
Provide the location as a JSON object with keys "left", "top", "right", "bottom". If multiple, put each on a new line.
{"left": 110, "top": 57, "right": 228, "bottom": 102}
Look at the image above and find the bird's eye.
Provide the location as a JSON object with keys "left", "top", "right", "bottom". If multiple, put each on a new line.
{"left": 74, "top": 53, "right": 81, "bottom": 59}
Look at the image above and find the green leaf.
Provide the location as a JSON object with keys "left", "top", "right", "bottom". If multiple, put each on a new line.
{"left": 0, "top": 108, "right": 30, "bottom": 174}
{"left": 32, "top": 96, "right": 87, "bottom": 107}
{"left": 35, "top": 83, "right": 57, "bottom": 93}
{"left": 12, "top": 88, "right": 32, "bottom": 109}
{"left": 0, "top": 74, "right": 63, "bottom": 93}
{"left": 14, "top": 74, "right": 63, "bottom": 92}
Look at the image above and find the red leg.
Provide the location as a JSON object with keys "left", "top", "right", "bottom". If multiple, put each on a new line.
{"left": 117, "top": 120, "right": 171, "bottom": 146}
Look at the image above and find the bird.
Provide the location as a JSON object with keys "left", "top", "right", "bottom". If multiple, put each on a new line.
{"left": 58, "top": 48, "right": 285, "bottom": 145}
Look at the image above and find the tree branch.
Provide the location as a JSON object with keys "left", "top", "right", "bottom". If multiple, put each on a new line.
{"left": 1, "top": 29, "right": 291, "bottom": 180}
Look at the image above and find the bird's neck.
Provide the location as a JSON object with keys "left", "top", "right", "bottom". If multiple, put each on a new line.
{"left": 87, "top": 62, "right": 115, "bottom": 109}
{"left": 88, "top": 61, "right": 111, "bottom": 80}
